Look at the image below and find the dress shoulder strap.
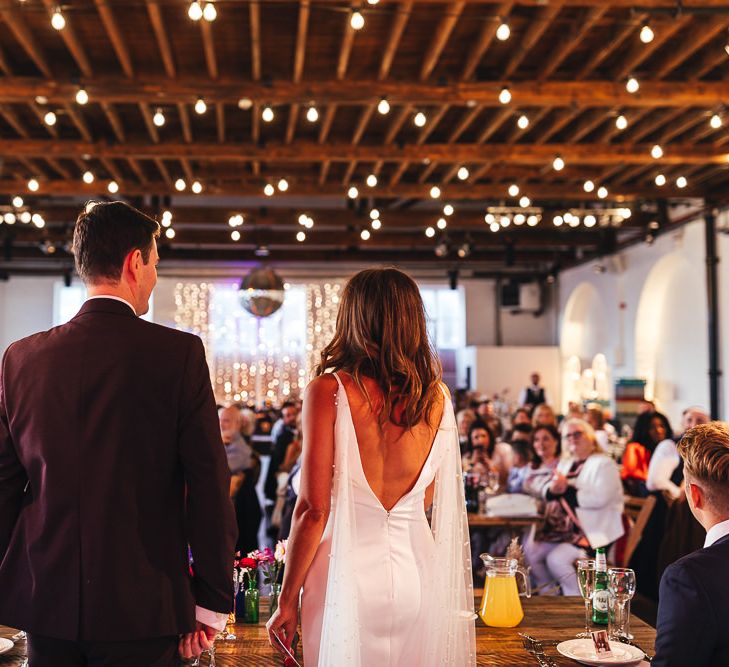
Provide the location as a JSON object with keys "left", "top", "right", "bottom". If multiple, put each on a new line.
{"left": 331, "top": 370, "right": 343, "bottom": 388}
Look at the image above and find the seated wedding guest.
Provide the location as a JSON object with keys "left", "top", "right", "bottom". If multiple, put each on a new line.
{"left": 523, "top": 424, "right": 562, "bottom": 499}
{"left": 532, "top": 403, "right": 558, "bottom": 429}
{"left": 476, "top": 397, "right": 504, "bottom": 439}
{"left": 585, "top": 406, "right": 610, "bottom": 452}
{"left": 456, "top": 408, "right": 477, "bottom": 455}
{"left": 519, "top": 372, "right": 548, "bottom": 410}
{"left": 524, "top": 419, "right": 623, "bottom": 595}
{"left": 463, "top": 420, "right": 512, "bottom": 487}
{"left": 220, "top": 406, "right": 262, "bottom": 554}
{"left": 265, "top": 402, "right": 300, "bottom": 537}
{"left": 510, "top": 423, "right": 533, "bottom": 444}
{"left": 653, "top": 422, "right": 729, "bottom": 667}
{"left": 506, "top": 440, "right": 533, "bottom": 494}
{"left": 622, "top": 410, "right": 673, "bottom": 497}
{"left": 512, "top": 407, "right": 532, "bottom": 427}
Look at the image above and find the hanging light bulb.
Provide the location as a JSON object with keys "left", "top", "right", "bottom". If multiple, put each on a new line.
{"left": 194, "top": 97, "right": 207, "bottom": 114}
{"left": 82, "top": 170, "right": 94, "bottom": 184}
{"left": 655, "top": 173, "right": 666, "bottom": 186}
{"left": 500, "top": 215, "right": 511, "bottom": 228}
{"left": 437, "top": 217, "right": 447, "bottom": 230}
{"left": 20, "top": 211, "right": 31, "bottom": 223}
{"left": 202, "top": 1, "right": 217, "bottom": 21}
{"left": 303, "top": 216, "right": 314, "bottom": 228}
{"left": 231, "top": 230, "right": 241, "bottom": 241}
{"left": 457, "top": 166, "right": 469, "bottom": 181}
{"left": 51, "top": 7, "right": 66, "bottom": 30}
{"left": 710, "top": 113, "right": 722, "bottom": 129}
{"left": 75, "top": 88, "right": 89, "bottom": 105}
{"left": 360, "top": 229, "right": 371, "bottom": 240}
{"left": 3, "top": 212, "right": 15, "bottom": 225}
{"left": 517, "top": 114, "right": 529, "bottom": 129}
{"left": 296, "top": 231, "right": 306, "bottom": 242}
{"left": 584, "top": 215, "right": 597, "bottom": 228}
{"left": 651, "top": 144, "right": 663, "bottom": 159}
{"left": 676, "top": 175, "right": 688, "bottom": 188}
{"left": 27, "top": 178, "right": 39, "bottom": 192}
{"left": 32, "top": 213, "right": 45, "bottom": 228}
{"left": 165, "top": 228, "right": 176, "bottom": 239}
{"left": 429, "top": 185, "right": 441, "bottom": 199}
{"left": 367, "top": 0, "right": 380, "bottom": 4}
{"left": 414, "top": 111, "right": 427, "bottom": 127}
{"left": 496, "top": 20, "right": 510, "bottom": 41}
{"left": 306, "top": 105, "right": 319, "bottom": 122}
{"left": 484, "top": 213, "right": 496, "bottom": 224}
{"left": 371, "top": 219, "right": 382, "bottom": 230}
{"left": 514, "top": 213, "right": 525, "bottom": 225}
{"left": 443, "top": 204, "right": 454, "bottom": 216}
{"left": 153, "top": 108, "right": 165, "bottom": 127}
{"left": 508, "top": 183, "right": 520, "bottom": 197}
{"left": 350, "top": 10, "right": 364, "bottom": 30}
{"left": 162, "top": 211, "right": 173, "bottom": 227}
{"left": 261, "top": 183, "right": 273, "bottom": 196}
{"left": 597, "top": 186, "right": 608, "bottom": 199}
{"left": 277, "top": 178, "right": 289, "bottom": 192}
{"left": 191, "top": 180, "right": 203, "bottom": 194}
{"left": 519, "top": 195, "right": 531, "bottom": 208}
{"left": 175, "top": 178, "right": 186, "bottom": 191}
{"left": 498, "top": 87, "right": 512, "bottom": 105}
{"left": 552, "top": 156, "right": 565, "bottom": 171}
{"left": 107, "top": 180, "right": 119, "bottom": 194}
{"left": 553, "top": 215, "right": 564, "bottom": 227}
{"left": 615, "top": 115, "right": 628, "bottom": 130}
{"left": 489, "top": 221, "right": 500, "bottom": 232}
{"left": 377, "top": 98, "right": 390, "bottom": 115}
{"left": 425, "top": 226, "right": 435, "bottom": 238}
{"left": 262, "top": 106, "right": 274, "bottom": 122}
{"left": 346, "top": 186, "right": 358, "bottom": 199}
{"left": 527, "top": 215, "right": 539, "bottom": 227}
{"left": 583, "top": 180, "right": 595, "bottom": 193}
{"left": 188, "top": 1, "right": 203, "bottom": 21}
{"left": 626, "top": 77, "right": 640, "bottom": 93}
{"left": 369, "top": 208, "right": 380, "bottom": 220}
{"left": 640, "top": 24, "right": 654, "bottom": 43}
{"left": 44, "top": 111, "right": 57, "bottom": 126}
{"left": 12, "top": 196, "right": 23, "bottom": 208}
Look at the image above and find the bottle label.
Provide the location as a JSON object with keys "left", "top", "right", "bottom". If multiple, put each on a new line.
{"left": 593, "top": 589, "right": 610, "bottom": 613}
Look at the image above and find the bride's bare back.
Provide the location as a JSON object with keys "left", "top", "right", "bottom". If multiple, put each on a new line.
{"left": 339, "top": 372, "right": 445, "bottom": 512}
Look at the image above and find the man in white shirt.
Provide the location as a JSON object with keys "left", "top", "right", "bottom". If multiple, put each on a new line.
{"left": 518, "top": 372, "right": 548, "bottom": 409}
{"left": 653, "top": 421, "right": 729, "bottom": 667}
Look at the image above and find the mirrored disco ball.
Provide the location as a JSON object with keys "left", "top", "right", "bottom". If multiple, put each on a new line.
{"left": 238, "top": 267, "right": 285, "bottom": 317}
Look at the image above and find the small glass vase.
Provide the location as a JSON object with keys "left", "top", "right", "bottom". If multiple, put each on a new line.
{"left": 269, "top": 583, "right": 282, "bottom": 618}
{"left": 243, "top": 579, "right": 260, "bottom": 624}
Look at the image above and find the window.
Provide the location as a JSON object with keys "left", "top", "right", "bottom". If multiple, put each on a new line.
{"left": 420, "top": 286, "right": 465, "bottom": 350}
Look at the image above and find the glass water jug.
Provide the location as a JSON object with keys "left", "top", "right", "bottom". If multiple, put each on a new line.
{"left": 478, "top": 554, "right": 531, "bottom": 628}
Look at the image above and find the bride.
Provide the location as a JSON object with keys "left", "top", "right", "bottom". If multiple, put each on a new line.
{"left": 267, "top": 268, "right": 476, "bottom": 665}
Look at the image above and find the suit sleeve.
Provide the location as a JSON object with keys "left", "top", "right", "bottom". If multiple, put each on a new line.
{"left": 653, "top": 560, "right": 716, "bottom": 667}
{"left": 178, "top": 336, "right": 238, "bottom": 614}
{"left": 0, "top": 347, "right": 28, "bottom": 560}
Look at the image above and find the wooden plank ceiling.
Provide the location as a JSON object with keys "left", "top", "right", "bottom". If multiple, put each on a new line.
{"left": 0, "top": 0, "right": 728, "bottom": 276}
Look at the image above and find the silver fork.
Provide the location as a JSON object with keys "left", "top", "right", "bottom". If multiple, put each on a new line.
{"left": 519, "top": 632, "right": 561, "bottom": 647}
{"left": 520, "top": 637, "right": 557, "bottom": 667}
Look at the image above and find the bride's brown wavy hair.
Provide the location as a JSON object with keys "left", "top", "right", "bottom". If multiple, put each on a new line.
{"left": 316, "top": 267, "right": 442, "bottom": 429}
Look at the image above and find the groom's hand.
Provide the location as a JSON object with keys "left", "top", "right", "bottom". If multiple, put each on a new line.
{"left": 178, "top": 621, "right": 216, "bottom": 660}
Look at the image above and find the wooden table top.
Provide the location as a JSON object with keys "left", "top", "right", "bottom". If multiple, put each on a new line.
{"left": 468, "top": 513, "right": 542, "bottom": 527}
{"left": 0, "top": 596, "right": 655, "bottom": 666}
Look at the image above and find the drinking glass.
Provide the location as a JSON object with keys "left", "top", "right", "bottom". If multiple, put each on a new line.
{"left": 486, "top": 470, "right": 500, "bottom": 495}
{"left": 608, "top": 567, "right": 637, "bottom": 640}
{"left": 576, "top": 559, "right": 596, "bottom": 638}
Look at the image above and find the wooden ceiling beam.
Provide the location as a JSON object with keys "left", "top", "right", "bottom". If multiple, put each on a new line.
{"left": 0, "top": 41, "right": 13, "bottom": 76}
{"left": 216, "top": 104, "right": 226, "bottom": 144}
{"left": 286, "top": 104, "right": 300, "bottom": 144}
{"left": 99, "top": 157, "right": 124, "bottom": 183}
{"left": 181, "top": 159, "right": 194, "bottom": 183}
{"left": 293, "top": 0, "right": 310, "bottom": 83}
{"left": 5, "top": 78, "right": 729, "bottom": 107}
{"left": 41, "top": 0, "right": 92, "bottom": 77}
{"left": 342, "top": 160, "right": 358, "bottom": 186}
{"left": 0, "top": 11, "right": 52, "bottom": 77}
{"left": 389, "top": 161, "right": 410, "bottom": 186}
{"left": 655, "top": 17, "right": 729, "bottom": 79}
{"left": 352, "top": 105, "right": 375, "bottom": 145}
{"left": 564, "top": 109, "right": 609, "bottom": 144}
{"left": 379, "top": 1, "right": 413, "bottom": 80}
{"left": 384, "top": 104, "right": 413, "bottom": 145}
{"left": 594, "top": 107, "right": 652, "bottom": 143}
{"left": 460, "top": 1, "right": 513, "bottom": 80}
{"left": 28, "top": 103, "right": 58, "bottom": 138}
{"left": 154, "top": 159, "right": 173, "bottom": 186}
{"left": 127, "top": 158, "right": 147, "bottom": 184}
{"left": 625, "top": 107, "right": 685, "bottom": 143}
{"left": 93, "top": 0, "right": 134, "bottom": 78}
{"left": 8, "top": 139, "right": 728, "bottom": 165}
{"left": 476, "top": 107, "right": 512, "bottom": 144}
{"left": 576, "top": 13, "right": 646, "bottom": 80}
{"left": 200, "top": 22, "right": 219, "bottom": 80}
{"left": 17, "top": 157, "right": 47, "bottom": 180}
{"left": 537, "top": 5, "right": 607, "bottom": 80}
{"left": 146, "top": 1, "right": 176, "bottom": 78}
{"left": 299, "top": 0, "right": 729, "bottom": 5}
{"left": 138, "top": 104, "right": 160, "bottom": 144}
{"left": 0, "top": 105, "right": 29, "bottom": 138}
{"left": 45, "top": 158, "right": 71, "bottom": 180}
{"left": 1, "top": 177, "right": 694, "bottom": 200}
{"left": 534, "top": 108, "right": 583, "bottom": 144}
{"left": 63, "top": 103, "right": 93, "bottom": 142}
{"left": 337, "top": 3, "right": 360, "bottom": 81}
{"left": 420, "top": 1, "right": 466, "bottom": 81}
{"left": 249, "top": 1, "right": 262, "bottom": 81}
{"left": 502, "top": 3, "right": 563, "bottom": 79}
{"left": 657, "top": 111, "right": 707, "bottom": 144}
{"left": 100, "top": 102, "right": 126, "bottom": 143}
{"left": 178, "top": 103, "right": 193, "bottom": 143}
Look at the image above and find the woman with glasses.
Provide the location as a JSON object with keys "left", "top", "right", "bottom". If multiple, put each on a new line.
{"left": 524, "top": 418, "right": 624, "bottom": 595}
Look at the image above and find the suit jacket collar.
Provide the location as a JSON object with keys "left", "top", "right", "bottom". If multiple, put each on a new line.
{"left": 74, "top": 297, "right": 138, "bottom": 319}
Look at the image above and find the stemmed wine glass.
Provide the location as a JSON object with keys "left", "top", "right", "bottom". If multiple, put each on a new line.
{"left": 576, "top": 559, "right": 596, "bottom": 638}
{"left": 608, "top": 567, "right": 637, "bottom": 640}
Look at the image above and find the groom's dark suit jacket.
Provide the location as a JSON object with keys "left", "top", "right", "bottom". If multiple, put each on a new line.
{"left": 653, "top": 532, "right": 729, "bottom": 667}
{"left": 0, "top": 298, "right": 237, "bottom": 641}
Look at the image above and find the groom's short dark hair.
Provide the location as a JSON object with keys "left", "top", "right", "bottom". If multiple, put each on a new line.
{"left": 72, "top": 201, "right": 160, "bottom": 283}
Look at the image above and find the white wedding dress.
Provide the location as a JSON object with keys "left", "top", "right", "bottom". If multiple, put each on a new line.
{"left": 301, "top": 373, "right": 476, "bottom": 666}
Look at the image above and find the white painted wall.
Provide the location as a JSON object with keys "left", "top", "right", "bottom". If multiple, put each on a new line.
{"left": 0, "top": 276, "right": 57, "bottom": 354}
{"left": 558, "top": 217, "right": 726, "bottom": 427}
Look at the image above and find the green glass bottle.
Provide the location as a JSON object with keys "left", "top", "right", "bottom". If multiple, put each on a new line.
{"left": 591, "top": 546, "right": 609, "bottom": 625}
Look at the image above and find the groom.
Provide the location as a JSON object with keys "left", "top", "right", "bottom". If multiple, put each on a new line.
{"left": 0, "top": 201, "right": 237, "bottom": 665}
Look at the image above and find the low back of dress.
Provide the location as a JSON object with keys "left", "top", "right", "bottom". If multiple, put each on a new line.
{"left": 301, "top": 373, "right": 476, "bottom": 667}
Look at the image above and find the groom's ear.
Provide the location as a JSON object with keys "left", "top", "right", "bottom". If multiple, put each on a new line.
{"left": 123, "top": 248, "right": 143, "bottom": 284}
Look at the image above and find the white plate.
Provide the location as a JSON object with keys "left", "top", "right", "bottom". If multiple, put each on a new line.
{"left": 556, "top": 638, "right": 644, "bottom": 666}
{"left": 0, "top": 637, "right": 13, "bottom": 655}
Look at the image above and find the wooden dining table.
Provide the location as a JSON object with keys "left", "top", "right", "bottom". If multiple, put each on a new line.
{"left": 0, "top": 596, "right": 655, "bottom": 666}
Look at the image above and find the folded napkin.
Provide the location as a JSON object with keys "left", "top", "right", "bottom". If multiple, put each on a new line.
{"left": 486, "top": 493, "right": 539, "bottom": 517}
